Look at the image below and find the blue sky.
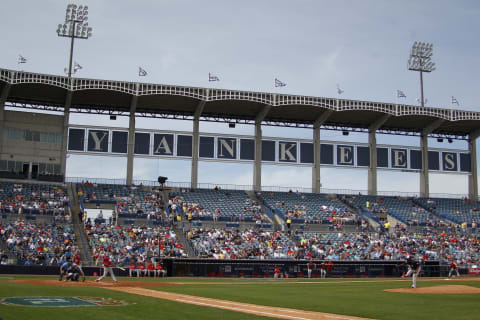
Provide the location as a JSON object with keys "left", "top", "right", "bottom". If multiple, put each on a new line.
{"left": 1, "top": 0, "right": 479, "bottom": 195}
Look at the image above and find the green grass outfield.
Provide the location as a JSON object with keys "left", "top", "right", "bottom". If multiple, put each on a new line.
{"left": 0, "top": 275, "right": 479, "bottom": 320}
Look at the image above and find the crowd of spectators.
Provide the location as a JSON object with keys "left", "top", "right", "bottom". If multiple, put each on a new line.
{"left": 186, "top": 228, "right": 296, "bottom": 259}
{"left": 85, "top": 223, "right": 185, "bottom": 268}
{"left": 0, "top": 220, "right": 78, "bottom": 265}
{"left": 168, "top": 194, "right": 268, "bottom": 223}
{"left": 78, "top": 182, "right": 165, "bottom": 219}
{"left": 0, "top": 182, "right": 69, "bottom": 218}
{"left": 295, "top": 224, "right": 479, "bottom": 267}
{"left": 259, "top": 190, "right": 354, "bottom": 224}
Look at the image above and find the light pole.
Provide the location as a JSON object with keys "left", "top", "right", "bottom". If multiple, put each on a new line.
{"left": 57, "top": 4, "right": 92, "bottom": 78}
{"left": 408, "top": 42, "right": 435, "bottom": 107}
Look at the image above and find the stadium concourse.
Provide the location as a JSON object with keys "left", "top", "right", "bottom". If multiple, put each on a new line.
{"left": 0, "top": 179, "right": 479, "bottom": 277}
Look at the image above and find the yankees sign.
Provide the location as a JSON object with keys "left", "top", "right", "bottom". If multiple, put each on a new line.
{"left": 67, "top": 127, "right": 471, "bottom": 173}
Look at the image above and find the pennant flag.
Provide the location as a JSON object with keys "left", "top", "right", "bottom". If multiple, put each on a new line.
{"left": 74, "top": 62, "right": 82, "bottom": 72}
{"left": 208, "top": 73, "right": 220, "bottom": 81}
{"left": 138, "top": 67, "right": 148, "bottom": 76}
{"left": 18, "top": 55, "right": 27, "bottom": 64}
{"left": 397, "top": 90, "right": 406, "bottom": 98}
{"left": 336, "top": 84, "right": 344, "bottom": 95}
{"left": 451, "top": 96, "right": 459, "bottom": 106}
{"left": 275, "top": 78, "right": 286, "bottom": 87}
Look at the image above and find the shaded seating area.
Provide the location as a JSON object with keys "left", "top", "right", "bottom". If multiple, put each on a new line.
{"left": 169, "top": 189, "right": 265, "bottom": 222}
{"left": 415, "top": 197, "right": 480, "bottom": 226}
{"left": 342, "top": 194, "right": 434, "bottom": 226}
{"left": 257, "top": 191, "right": 353, "bottom": 224}
{"left": 76, "top": 183, "right": 165, "bottom": 219}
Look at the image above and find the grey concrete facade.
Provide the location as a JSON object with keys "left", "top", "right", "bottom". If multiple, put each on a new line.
{"left": 0, "top": 83, "right": 11, "bottom": 157}
{"left": 0, "top": 110, "right": 63, "bottom": 169}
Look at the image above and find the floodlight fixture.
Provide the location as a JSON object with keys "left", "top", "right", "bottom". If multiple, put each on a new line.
{"left": 408, "top": 41, "right": 435, "bottom": 108}
{"left": 57, "top": 3, "right": 93, "bottom": 78}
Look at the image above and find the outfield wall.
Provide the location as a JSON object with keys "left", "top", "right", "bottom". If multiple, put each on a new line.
{"left": 0, "top": 259, "right": 450, "bottom": 278}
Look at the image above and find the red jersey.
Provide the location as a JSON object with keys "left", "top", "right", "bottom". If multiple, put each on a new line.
{"left": 450, "top": 262, "right": 457, "bottom": 269}
{"left": 102, "top": 256, "right": 112, "bottom": 267}
{"left": 156, "top": 264, "right": 164, "bottom": 270}
{"left": 137, "top": 264, "right": 145, "bottom": 270}
{"left": 307, "top": 261, "right": 316, "bottom": 270}
{"left": 147, "top": 264, "right": 155, "bottom": 271}
{"left": 74, "top": 255, "right": 81, "bottom": 265}
{"left": 274, "top": 267, "right": 280, "bottom": 274}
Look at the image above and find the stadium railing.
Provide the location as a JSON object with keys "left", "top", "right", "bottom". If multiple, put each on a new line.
{"left": 65, "top": 177, "right": 470, "bottom": 199}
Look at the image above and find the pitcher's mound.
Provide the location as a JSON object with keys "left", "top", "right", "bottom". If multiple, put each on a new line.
{"left": 385, "top": 285, "right": 480, "bottom": 294}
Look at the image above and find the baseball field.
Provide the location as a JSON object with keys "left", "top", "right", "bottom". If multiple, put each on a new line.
{"left": 0, "top": 275, "right": 479, "bottom": 320}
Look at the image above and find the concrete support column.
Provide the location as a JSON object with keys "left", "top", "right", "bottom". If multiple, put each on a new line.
{"left": 253, "top": 123, "right": 262, "bottom": 191}
{"left": 126, "top": 101, "right": 137, "bottom": 186}
{"left": 312, "top": 110, "right": 332, "bottom": 193}
{"left": 312, "top": 126, "right": 320, "bottom": 193}
{"left": 419, "top": 119, "right": 444, "bottom": 198}
{"left": 0, "top": 83, "right": 11, "bottom": 156}
{"left": 368, "top": 130, "right": 377, "bottom": 195}
{"left": 419, "top": 134, "right": 429, "bottom": 198}
{"left": 469, "top": 137, "right": 478, "bottom": 200}
{"left": 191, "top": 118, "right": 200, "bottom": 189}
{"left": 367, "top": 114, "right": 390, "bottom": 196}
{"left": 253, "top": 104, "right": 272, "bottom": 192}
{"left": 191, "top": 98, "right": 207, "bottom": 190}
{"left": 60, "top": 91, "right": 72, "bottom": 179}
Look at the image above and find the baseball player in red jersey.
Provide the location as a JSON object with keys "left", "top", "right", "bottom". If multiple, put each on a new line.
{"left": 137, "top": 262, "right": 146, "bottom": 277}
{"left": 320, "top": 261, "right": 327, "bottom": 278}
{"left": 95, "top": 255, "right": 117, "bottom": 282}
{"left": 274, "top": 266, "right": 280, "bottom": 278}
{"left": 129, "top": 262, "right": 136, "bottom": 277}
{"left": 307, "top": 260, "right": 316, "bottom": 278}
{"left": 146, "top": 262, "right": 155, "bottom": 277}
{"left": 156, "top": 262, "right": 167, "bottom": 277}
{"left": 449, "top": 261, "right": 460, "bottom": 278}
{"left": 73, "top": 251, "right": 86, "bottom": 281}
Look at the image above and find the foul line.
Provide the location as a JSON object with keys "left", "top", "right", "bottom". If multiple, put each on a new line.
{"left": 108, "top": 286, "right": 374, "bottom": 320}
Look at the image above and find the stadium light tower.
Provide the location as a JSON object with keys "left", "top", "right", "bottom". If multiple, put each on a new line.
{"left": 408, "top": 42, "right": 435, "bottom": 108}
{"left": 56, "top": 4, "right": 92, "bottom": 78}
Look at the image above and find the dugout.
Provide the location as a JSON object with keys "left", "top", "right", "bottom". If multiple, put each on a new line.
{"left": 0, "top": 259, "right": 452, "bottom": 278}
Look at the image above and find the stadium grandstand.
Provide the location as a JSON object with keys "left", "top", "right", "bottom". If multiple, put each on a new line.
{"left": 0, "top": 68, "right": 479, "bottom": 278}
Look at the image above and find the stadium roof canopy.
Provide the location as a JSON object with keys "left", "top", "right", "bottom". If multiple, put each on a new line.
{"left": 1, "top": 68, "right": 479, "bottom": 140}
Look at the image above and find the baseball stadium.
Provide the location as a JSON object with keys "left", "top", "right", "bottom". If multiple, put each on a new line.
{"left": 1, "top": 1, "right": 480, "bottom": 320}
